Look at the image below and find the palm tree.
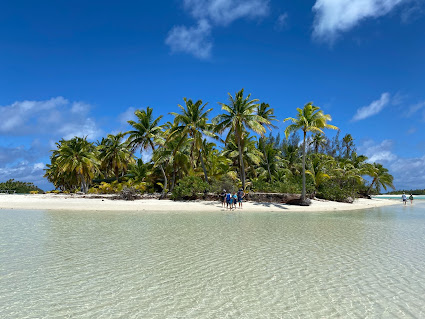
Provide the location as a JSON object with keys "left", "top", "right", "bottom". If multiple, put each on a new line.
{"left": 310, "top": 133, "right": 327, "bottom": 154}
{"left": 126, "top": 107, "right": 168, "bottom": 193}
{"left": 306, "top": 154, "right": 333, "bottom": 196}
{"left": 213, "top": 89, "right": 269, "bottom": 189}
{"left": 222, "top": 132, "right": 263, "bottom": 185}
{"left": 53, "top": 137, "right": 99, "bottom": 193}
{"left": 97, "top": 133, "right": 135, "bottom": 181}
{"left": 367, "top": 163, "right": 395, "bottom": 195}
{"left": 168, "top": 98, "right": 215, "bottom": 182}
{"left": 257, "top": 103, "right": 278, "bottom": 182}
{"left": 284, "top": 102, "right": 338, "bottom": 202}
{"left": 342, "top": 134, "right": 355, "bottom": 158}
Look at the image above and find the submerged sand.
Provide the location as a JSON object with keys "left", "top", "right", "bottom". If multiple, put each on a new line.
{"left": 0, "top": 194, "right": 398, "bottom": 212}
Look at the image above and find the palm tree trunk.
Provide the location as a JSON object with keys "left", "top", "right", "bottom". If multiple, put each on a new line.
{"left": 159, "top": 164, "right": 167, "bottom": 194}
{"left": 237, "top": 133, "right": 246, "bottom": 189}
{"left": 366, "top": 177, "right": 377, "bottom": 195}
{"left": 115, "top": 166, "right": 119, "bottom": 182}
{"left": 199, "top": 149, "right": 209, "bottom": 183}
{"left": 171, "top": 162, "right": 176, "bottom": 192}
{"left": 149, "top": 141, "right": 168, "bottom": 196}
{"left": 302, "top": 131, "right": 306, "bottom": 201}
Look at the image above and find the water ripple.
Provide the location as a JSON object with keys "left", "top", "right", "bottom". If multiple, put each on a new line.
{"left": 1, "top": 206, "right": 425, "bottom": 318}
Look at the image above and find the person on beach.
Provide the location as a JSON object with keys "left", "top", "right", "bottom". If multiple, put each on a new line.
{"left": 220, "top": 189, "right": 226, "bottom": 208}
{"left": 402, "top": 193, "right": 407, "bottom": 205}
{"left": 409, "top": 194, "right": 414, "bottom": 205}
{"left": 232, "top": 192, "right": 238, "bottom": 209}
{"left": 237, "top": 188, "right": 245, "bottom": 209}
{"left": 226, "top": 191, "right": 232, "bottom": 209}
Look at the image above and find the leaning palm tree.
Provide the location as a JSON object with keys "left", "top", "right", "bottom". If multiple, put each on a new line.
{"left": 126, "top": 107, "right": 168, "bottom": 193}
{"left": 213, "top": 89, "right": 269, "bottom": 189}
{"left": 284, "top": 102, "right": 338, "bottom": 202}
{"left": 366, "top": 163, "right": 395, "bottom": 195}
{"left": 168, "top": 98, "right": 215, "bottom": 182}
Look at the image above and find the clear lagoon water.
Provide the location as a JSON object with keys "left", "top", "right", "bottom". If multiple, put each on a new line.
{"left": 1, "top": 202, "right": 425, "bottom": 318}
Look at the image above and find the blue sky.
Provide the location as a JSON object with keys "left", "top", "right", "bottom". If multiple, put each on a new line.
{"left": 1, "top": 0, "right": 425, "bottom": 191}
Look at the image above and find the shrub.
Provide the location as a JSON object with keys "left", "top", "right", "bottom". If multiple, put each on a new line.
{"left": 317, "top": 179, "right": 356, "bottom": 202}
{"left": 172, "top": 176, "right": 209, "bottom": 200}
{"left": 29, "top": 190, "right": 39, "bottom": 194}
{"left": 117, "top": 187, "right": 140, "bottom": 201}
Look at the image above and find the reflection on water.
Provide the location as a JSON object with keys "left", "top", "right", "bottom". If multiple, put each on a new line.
{"left": 1, "top": 203, "right": 425, "bottom": 318}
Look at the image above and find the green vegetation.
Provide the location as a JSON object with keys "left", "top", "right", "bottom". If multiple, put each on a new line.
{"left": 44, "top": 88, "right": 395, "bottom": 202}
{"left": 0, "top": 179, "right": 43, "bottom": 194}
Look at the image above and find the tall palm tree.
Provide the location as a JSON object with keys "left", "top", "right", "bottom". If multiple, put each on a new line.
{"left": 284, "top": 102, "right": 338, "bottom": 202}
{"left": 213, "top": 89, "right": 269, "bottom": 189}
{"left": 126, "top": 107, "right": 168, "bottom": 193}
{"left": 367, "top": 163, "right": 395, "bottom": 195}
{"left": 257, "top": 102, "right": 278, "bottom": 182}
{"left": 168, "top": 98, "right": 215, "bottom": 182}
{"left": 222, "top": 132, "right": 263, "bottom": 184}
{"left": 97, "top": 133, "right": 135, "bottom": 181}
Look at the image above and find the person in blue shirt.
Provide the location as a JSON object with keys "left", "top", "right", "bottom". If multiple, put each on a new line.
{"left": 232, "top": 192, "right": 238, "bottom": 209}
{"left": 226, "top": 192, "right": 232, "bottom": 209}
{"left": 402, "top": 193, "right": 407, "bottom": 205}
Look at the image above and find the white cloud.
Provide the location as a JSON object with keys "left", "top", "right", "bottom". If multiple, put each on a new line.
{"left": 0, "top": 97, "right": 102, "bottom": 139}
{"left": 312, "top": 0, "right": 410, "bottom": 42}
{"left": 166, "top": 0, "right": 270, "bottom": 59}
{"left": 118, "top": 107, "right": 137, "bottom": 126}
{"left": 0, "top": 97, "right": 103, "bottom": 189}
{"left": 183, "top": 0, "right": 270, "bottom": 26}
{"left": 360, "top": 139, "right": 397, "bottom": 163}
{"left": 352, "top": 92, "right": 391, "bottom": 121}
{"left": 275, "top": 13, "right": 289, "bottom": 31}
{"left": 0, "top": 97, "right": 67, "bottom": 133}
{"left": 165, "top": 20, "right": 212, "bottom": 59}
{"left": 358, "top": 139, "right": 425, "bottom": 189}
{"left": 59, "top": 118, "right": 101, "bottom": 140}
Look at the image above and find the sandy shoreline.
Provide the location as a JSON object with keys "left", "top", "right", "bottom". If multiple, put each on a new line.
{"left": 0, "top": 194, "right": 399, "bottom": 212}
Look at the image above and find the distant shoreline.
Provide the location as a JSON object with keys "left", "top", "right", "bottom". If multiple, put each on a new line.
{"left": 0, "top": 194, "right": 398, "bottom": 212}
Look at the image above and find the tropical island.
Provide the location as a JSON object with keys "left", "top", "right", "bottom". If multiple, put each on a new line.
{"left": 34, "top": 89, "right": 394, "bottom": 208}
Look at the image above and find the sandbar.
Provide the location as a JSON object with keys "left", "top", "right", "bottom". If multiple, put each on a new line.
{"left": 0, "top": 194, "right": 398, "bottom": 212}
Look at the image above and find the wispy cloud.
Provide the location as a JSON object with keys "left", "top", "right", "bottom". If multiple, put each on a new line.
{"left": 165, "top": 20, "right": 213, "bottom": 60}
{"left": 183, "top": 0, "right": 270, "bottom": 26}
{"left": 166, "top": 0, "right": 270, "bottom": 59}
{"left": 405, "top": 100, "right": 425, "bottom": 118}
{"left": 352, "top": 92, "right": 391, "bottom": 121}
{"left": 275, "top": 13, "right": 288, "bottom": 31}
{"left": 312, "top": 0, "right": 411, "bottom": 42}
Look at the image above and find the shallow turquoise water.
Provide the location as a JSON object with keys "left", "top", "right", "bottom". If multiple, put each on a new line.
{"left": 1, "top": 202, "right": 425, "bottom": 318}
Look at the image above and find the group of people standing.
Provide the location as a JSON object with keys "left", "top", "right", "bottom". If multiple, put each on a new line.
{"left": 220, "top": 189, "right": 245, "bottom": 210}
{"left": 402, "top": 193, "right": 414, "bottom": 205}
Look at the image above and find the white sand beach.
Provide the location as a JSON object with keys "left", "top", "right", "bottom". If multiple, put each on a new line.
{"left": 0, "top": 194, "right": 398, "bottom": 212}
